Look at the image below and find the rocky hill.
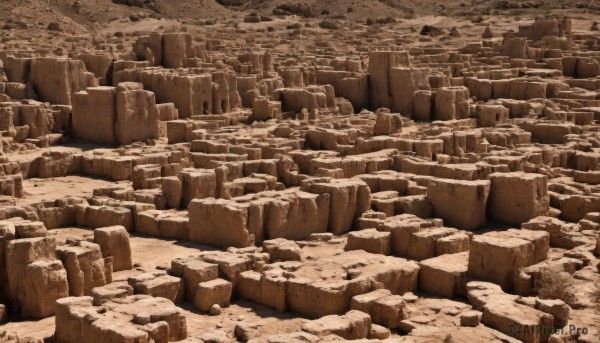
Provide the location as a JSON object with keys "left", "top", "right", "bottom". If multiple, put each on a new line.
{"left": 0, "top": 0, "right": 233, "bottom": 34}
{"left": 1, "top": 0, "right": 597, "bottom": 35}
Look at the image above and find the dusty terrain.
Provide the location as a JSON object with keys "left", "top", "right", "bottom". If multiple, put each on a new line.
{"left": 0, "top": 0, "right": 599, "bottom": 342}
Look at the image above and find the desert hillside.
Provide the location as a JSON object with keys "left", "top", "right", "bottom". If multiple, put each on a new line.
{"left": 1, "top": 0, "right": 598, "bottom": 33}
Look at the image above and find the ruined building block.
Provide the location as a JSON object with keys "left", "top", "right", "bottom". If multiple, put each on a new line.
{"left": 300, "top": 179, "right": 371, "bottom": 235}
{"left": 345, "top": 229, "right": 391, "bottom": 255}
{"left": 374, "top": 111, "right": 402, "bottom": 136}
{"left": 368, "top": 50, "right": 410, "bottom": 110}
{"left": 194, "top": 278, "right": 232, "bottom": 312}
{"left": 189, "top": 198, "right": 250, "bottom": 248}
{"left": 483, "top": 302, "right": 554, "bottom": 343}
{"left": 476, "top": 104, "right": 509, "bottom": 127}
{"left": 468, "top": 235, "right": 535, "bottom": 291}
{"left": 315, "top": 70, "right": 369, "bottom": 111}
{"left": 521, "top": 216, "right": 581, "bottom": 249}
{"left": 433, "top": 86, "right": 470, "bottom": 121}
{"left": 389, "top": 67, "right": 430, "bottom": 116}
{"left": 285, "top": 251, "right": 419, "bottom": 318}
{"left": 55, "top": 295, "right": 187, "bottom": 342}
{"left": 350, "top": 289, "right": 407, "bottom": 329}
{"left": 273, "top": 86, "right": 332, "bottom": 113}
{"left": 249, "top": 96, "right": 282, "bottom": 122}
{"left": 72, "top": 83, "right": 160, "bottom": 145}
{"left": 171, "top": 259, "right": 219, "bottom": 302}
{"left": 162, "top": 33, "right": 196, "bottom": 68}
{"left": 91, "top": 282, "right": 134, "bottom": 306}
{"left": 29, "top": 57, "right": 89, "bottom": 105}
{"left": 115, "top": 83, "right": 160, "bottom": 145}
{"left": 414, "top": 90, "right": 433, "bottom": 122}
{"left": 127, "top": 272, "right": 185, "bottom": 304}
{"left": 237, "top": 269, "right": 288, "bottom": 313}
{"left": 57, "top": 241, "right": 109, "bottom": 297}
{"left": 73, "top": 52, "right": 114, "bottom": 85}
{"left": 93, "top": 225, "right": 133, "bottom": 272}
{"left": 178, "top": 168, "right": 217, "bottom": 207}
{"left": 501, "top": 37, "right": 528, "bottom": 59}
{"left": 427, "top": 179, "right": 490, "bottom": 230}
{"left": 5, "top": 236, "right": 69, "bottom": 319}
{"left": 262, "top": 238, "right": 303, "bottom": 262}
{"left": 72, "top": 87, "right": 116, "bottom": 145}
{"left": 301, "top": 310, "right": 371, "bottom": 340}
{"left": 487, "top": 172, "right": 549, "bottom": 226}
{"left": 132, "top": 164, "right": 161, "bottom": 190}
{"left": 435, "top": 233, "right": 470, "bottom": 255}
{"left": 418, "top": 251, "right": 468, "bottom": 298}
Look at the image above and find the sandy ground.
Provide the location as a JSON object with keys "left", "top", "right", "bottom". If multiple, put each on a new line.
{"left": 17, "top": 176, "right": 123, "bottom": 206}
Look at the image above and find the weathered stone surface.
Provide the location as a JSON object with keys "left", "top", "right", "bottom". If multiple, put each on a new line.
{"left": 55, "top": 295, "right": 187, "bottom": 342}
{"left": 427, "top": 179, "right": 490, "bottom": 230}
{"left": 468, "top": 235, "right": 536, "bottom": 291}
{"left": 488, "top": 172, "right": 549, "bottom": 226}
{"left": 93, "top": 226, "right": 132, "bottom": 272}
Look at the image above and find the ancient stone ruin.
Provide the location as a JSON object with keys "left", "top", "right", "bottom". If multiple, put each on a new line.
{"left": 0, "top": 0, "right": 599, "bottom": 342}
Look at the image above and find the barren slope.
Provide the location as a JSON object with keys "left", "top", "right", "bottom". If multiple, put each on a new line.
{"left": 0, "top": 0, "right": 233, "bottom": 34}
{"left": 2, "top": 0, "right": 597, "bottom": 35}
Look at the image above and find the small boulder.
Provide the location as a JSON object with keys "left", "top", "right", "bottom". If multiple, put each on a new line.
{"left": 209, "top": 304, "right": 223, "bottom": 316}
